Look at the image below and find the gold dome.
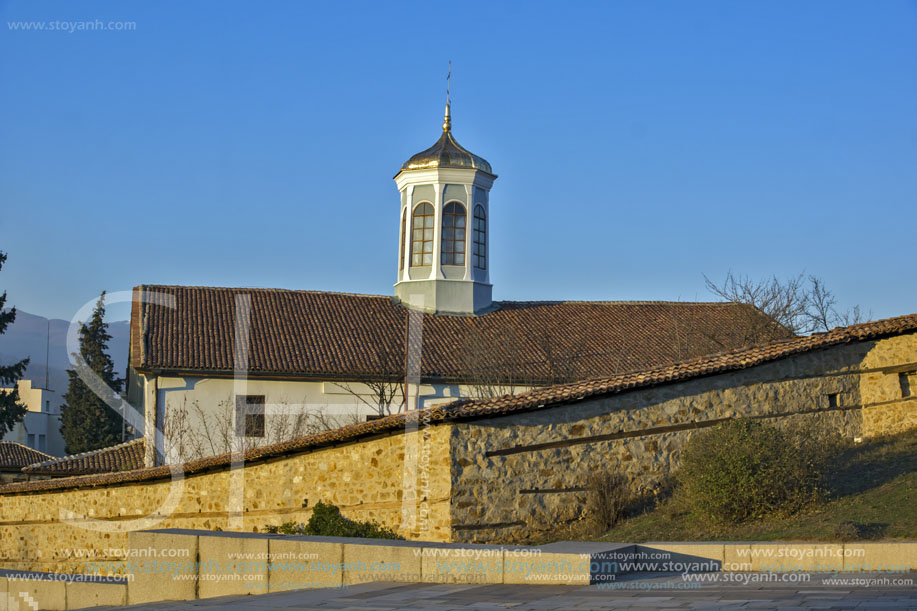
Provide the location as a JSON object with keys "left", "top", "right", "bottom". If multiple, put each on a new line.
{"left": 399, "top": 104, "right": 494, "bottom": 176}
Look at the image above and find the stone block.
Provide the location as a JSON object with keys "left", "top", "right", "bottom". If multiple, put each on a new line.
{"left": 843, "top": 542, "right": 917, "bottom": 573}
{"left": 746, "top": 543, "right": 845, "bottom": 572}
{"left": 0, "top": 576, "right": 7, "bottom": 611}
{"left": 198, "top": 533, "right": 268, "bottom": 598}
{"left": 503, "top": 551, "right": 590, "bottom": 585}
{"left": 420, "top": 547, "right": 504, "bottom": 584}
{"left": 723, "top": 544, "right": 753, "bottom": 572}
{"left": 5, "top": 577, "right": 66, "bottom": 611}
{"left": 126, "top": 530, "right": 198, "bottom": 605}
{"left": 637, "top": 543, "right": 724, "bottom": 572}
{"left": 66, "top": 581, "right": 127, "bottom": 609}
{"left": 268, "top": 538, "right": 344, "bottom": 592}
{"left": 341, "top": 542, "right": 422, "bottom": 586}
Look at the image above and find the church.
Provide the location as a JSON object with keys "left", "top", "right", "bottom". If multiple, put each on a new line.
{"left": 125, "top": 101, "right": 788, "bottom": 466}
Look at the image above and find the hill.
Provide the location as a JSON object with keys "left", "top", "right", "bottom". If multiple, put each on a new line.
{"left": 598, "top": 431, "right": 916, "bottom": 542}
{"left": 0, "top": 310, "right": 129, "bottom": 392}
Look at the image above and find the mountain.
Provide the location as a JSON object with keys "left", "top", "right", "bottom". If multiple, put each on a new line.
{"left": 0, "top": 310, "right": 129, "bottom": 392}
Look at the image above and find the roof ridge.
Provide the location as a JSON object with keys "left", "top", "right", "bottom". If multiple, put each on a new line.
{"left": 137, "top": 285, "right": 744, "bottom": 308}
{"left": 136, "top": 284, "right": 392, "bottom": 299}
{"left": 495, "top": 299, "right": 745, "bottom": 306}
{"left": 26, "top": 438, "right": 143, "bottom": 470}
{"left": 0, "top": 440, "right": 51, "bottom": 455}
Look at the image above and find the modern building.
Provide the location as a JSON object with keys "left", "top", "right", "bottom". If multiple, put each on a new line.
{"left": 0, "top": 379, "right": 66, "bottom": 457}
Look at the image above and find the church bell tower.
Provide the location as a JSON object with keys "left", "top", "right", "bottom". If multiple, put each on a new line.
{"left": 393, "top": 101, "right": 497, "bottom": 315}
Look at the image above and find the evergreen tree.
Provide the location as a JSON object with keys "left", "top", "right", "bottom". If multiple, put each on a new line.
{"left": 61, "top": 292, "right": 124, "bottom": 453}
{"left": 0, "top": 252, "right": 28, "bottom": 436}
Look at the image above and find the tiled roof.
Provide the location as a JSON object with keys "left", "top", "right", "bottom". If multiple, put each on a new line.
{"left": 130, "top": 285, "right": 790, "bottom": 382}
{"left": 0, "top": 442, "right": 51, "bottom": 471}
{"left": 22, "top": 438, "right": 144, "bottom": 476}
{"left": 4, "top": 312, "right": 914, "bottom": 495}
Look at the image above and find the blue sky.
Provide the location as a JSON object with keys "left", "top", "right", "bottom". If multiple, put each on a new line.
{"left": 0, "top": 0, "right": 915, "bottom": 323}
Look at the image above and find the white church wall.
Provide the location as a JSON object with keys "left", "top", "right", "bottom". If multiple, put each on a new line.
{"left": 144, "top": 373, "right": 514, "bottom": 464}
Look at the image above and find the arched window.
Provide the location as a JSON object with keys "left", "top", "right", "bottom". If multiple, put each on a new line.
{"left": 441, "top": 202, "right": 466, "bottom": 265}
{"left": 473, "top": 205, "right": 486, "bottom": 269}
{"left": 399, "top": 209, "right": 406, "bottom": 270}
{"left": 411, "top": 203, "right": 434, "bottom": 266}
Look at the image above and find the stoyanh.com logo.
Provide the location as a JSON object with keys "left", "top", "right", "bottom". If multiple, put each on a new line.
{"left": 7, "top": 20, "right": 137, "bottom": 33}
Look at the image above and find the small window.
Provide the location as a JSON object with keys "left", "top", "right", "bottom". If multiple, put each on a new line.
{"left": 827, "top": 393, "right": 839, "bottom": 409}
{"left": 441, "top": 202, "right": 466, "bottom": 265}
{"left": 45, "top": 400, "right": 50, "bottom": 413}
{"left": 473, "top": 205, "right": 486, "bottom": 269}
{"left": 411, "top": 203, "right": 434, "bottom": 266}
{"left": 236, "top": 395, "right": 265, "bottom": 438}
{"left": 901, "top": 373, "right": 914, "bottom": 398}
{"left": 27, "top": 433, "right": 35, "bottom": 448}
{"left": 38, "top": 435, "right": 46, "bottom": 452}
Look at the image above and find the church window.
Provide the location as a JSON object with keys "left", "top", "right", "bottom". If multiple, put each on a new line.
{"left": 411, "top": 203, "right": 434, "bottom": 266}
{"left": 473, "top": 205, "right": 487, "bottom": 269}
{"left": 441, "top": 202, "right": 466, "bottom": 265}
{"left": 236, "top": 395, "right": 265, "bottom": 438}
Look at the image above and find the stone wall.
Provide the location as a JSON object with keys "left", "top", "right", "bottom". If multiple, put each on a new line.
{"left": 0, "top": 426, "right": 452, "bottom": 575}
{"left": 1, "top": 331, "right": 914, "bottom": 571}
{"left": 449, "top": 333, "right": 917, "bottom": 543}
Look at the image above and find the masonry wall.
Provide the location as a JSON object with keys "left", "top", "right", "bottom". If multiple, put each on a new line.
{"left": 449, "top": 333, "right": 917, "bottom": 543}
{"left": 0, "top": 425, "right": 452, "bottom": 575}
{"left": 1, "top": 332, "right": 914, "bottom": 572}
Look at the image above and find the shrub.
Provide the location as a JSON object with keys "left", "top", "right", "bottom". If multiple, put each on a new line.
{"left": 589, "top": 472, "right": 630, "bottom": 531}
{"left": 676, "top": 419, "right": 826, "bottom": 524}
{"left": 265, "top": 501, "right": 403, "bottom": 539}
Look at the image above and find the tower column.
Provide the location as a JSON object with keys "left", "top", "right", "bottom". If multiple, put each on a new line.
{"left": 401, "top": 185, "right": 414, "bottom": 283}
{"left": 432, "top": 182, "right": 444, "bottom": 280}
{"left": 463, "top": 184, "right": 473, "bottom": 281}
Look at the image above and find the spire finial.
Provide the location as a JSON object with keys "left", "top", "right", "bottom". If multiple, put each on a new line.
{"left": 443, "top": 60, "right": 452, "bottom": 132}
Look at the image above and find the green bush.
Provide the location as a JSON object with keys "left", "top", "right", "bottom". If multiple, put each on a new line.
{"left": 676, "top": 419, "right": 827, "bottom": 524}
{"left": 265, "top": 501, "right": 403, "bottom": 539}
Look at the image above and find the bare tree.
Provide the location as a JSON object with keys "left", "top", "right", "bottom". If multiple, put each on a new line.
{"left": 307, "top": 409, "right": 363, "bottom": 432}
{"left": 162, "top": 395, "right": 316, "bottom": 463}
{"left": 803, "top": 275, "right": 869, "bottom": 332}
{"left": 331, "top": 341, "right": 405, "bottom": 417}
{"left": 704, "top": 271, "right": 870, "bottom": 340}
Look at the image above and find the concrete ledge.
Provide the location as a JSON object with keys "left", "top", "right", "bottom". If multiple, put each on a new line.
{"left": 198, "top": 532, "right": 268, "bottom": 598}
{"left": 503, "top": 550, "right": 591, "bottom": 585}
{"left": 636, "top": 543, "right": 724, "bottom": 572}
{"left": 843, "top": 542, "right": 916, "bottom": 573}
{"left": 420, "top": 546, "right": 505, "bottom": 585}
{"left": 66, "top": 580, "right": 127, "bottom": 609}
{"left": 641, "top": 542, "right": 899, "bottom": 573}
{"left": 268, "top": 538, "right": 344, "bottom": 592}
{"left": 0, "top": 571, "right": 127, "bottom": 611}
{"left": 341, "top": 542, "right": 422, "bottom": 586}
{"left": 126, "top": 530, "right": 198, "bottom": 605}
{"left": 5, "top": 577, "right": 66, "bottom": 611}
{"left": 7, "top": 530, "right": 910, "bottom": 610}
